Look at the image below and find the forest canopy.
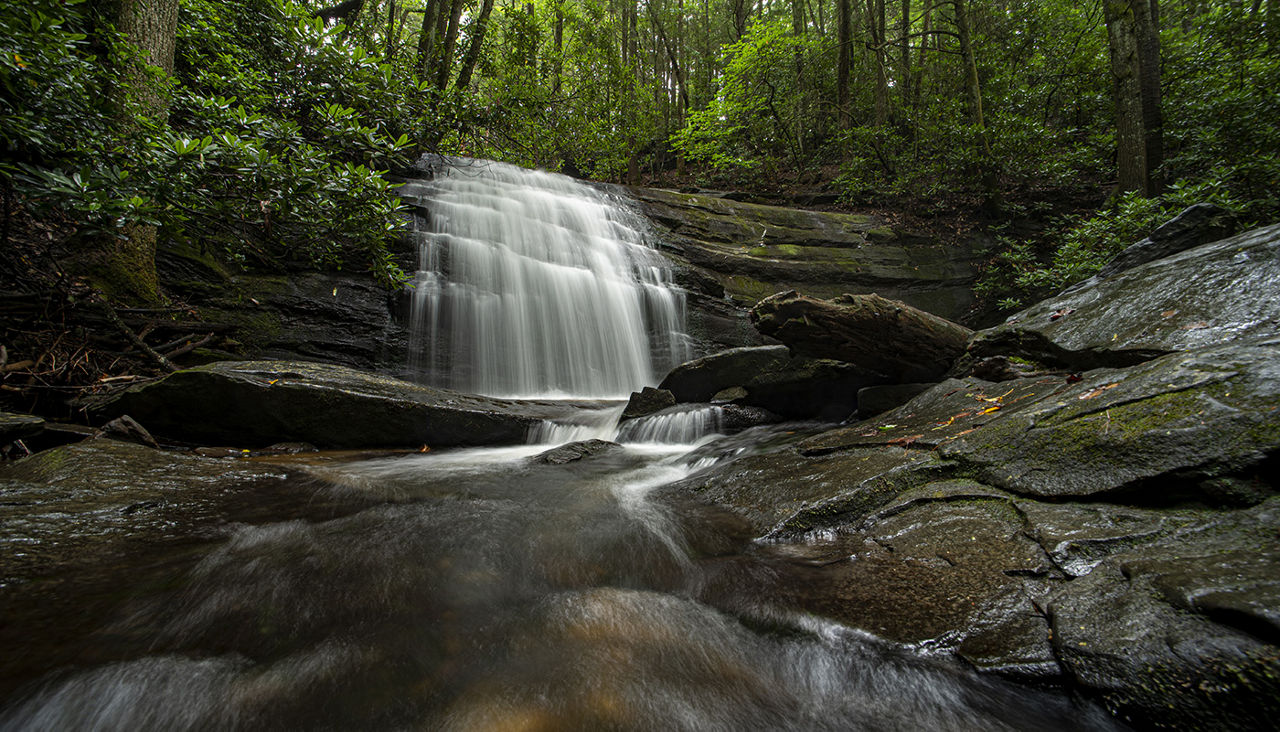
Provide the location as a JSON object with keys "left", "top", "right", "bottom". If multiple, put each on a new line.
{"left": 1, "top": 0, "right": 1277, "bottom": 305}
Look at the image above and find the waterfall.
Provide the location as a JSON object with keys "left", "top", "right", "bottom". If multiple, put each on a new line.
{"left": 402, "top": 158, "right": 691, "bottom": 399}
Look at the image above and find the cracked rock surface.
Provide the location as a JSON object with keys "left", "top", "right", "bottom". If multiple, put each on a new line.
{"left": 655, "top": 224, "right": 1280, "bottom": 728}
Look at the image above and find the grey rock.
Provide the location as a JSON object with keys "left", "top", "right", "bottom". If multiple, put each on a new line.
{"left": 1047, "top": 499, "right": 1280, "bottom": 729}
{"left": 0, "top": 412, "right": 44, "bottom": 444}
{"left": 626, "top": 187, "right": 982, "bottom": 321}
{"left": 1096, "top": 203, "right": 1236, "bottom": 279}
{"left": 89, "top": 360, "right": 613, "bottom": 449}
{"left": 622, "top": 387, "right": 677, "bottom": 419}
{"left": 970, "top": 224, "right": 1280, "bottom": 369}
{"left": 530, "top": 439, "right": 624, "bottom": 465}
{"left": 658, "top": 346, "right": 879, "bottom": 420}
{"left": 856, "top": 383, "right": 935, "bottom": 418}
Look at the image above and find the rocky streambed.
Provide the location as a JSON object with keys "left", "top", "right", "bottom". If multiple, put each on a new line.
{"left": 1, "top": 217, "right": 1278, "bottom": 729}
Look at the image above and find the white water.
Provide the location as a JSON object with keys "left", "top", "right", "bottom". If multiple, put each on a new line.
{"left": 529, "top": 404, "right": 727, "bottom": 447}
{"left": 403, "top": 158, "right": 691, "bottom": 399}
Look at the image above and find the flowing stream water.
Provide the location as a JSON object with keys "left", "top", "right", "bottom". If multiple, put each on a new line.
{"left": 0, "top": 162, "right": 1121, "bottom": 730}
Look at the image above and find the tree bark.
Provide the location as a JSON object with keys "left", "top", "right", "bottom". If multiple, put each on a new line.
{"left": 434, "top": 0, "right": 467, "bottom": 89}
{"left": 453, "top": 0, "right": 494, "bottom": 90}
{"left": 1105, "top": 0, "right": 1163, "bottom": 195}
{"left": 836, "top": 0, "right": 852, "bottom": 129}
{"left": 866, "top": 0, "right": 888, "bottom": 126}
{"left": 106, "top": 0, "right": 180, "bottom": 303}
{"left": 953, "top": 0, "right": 999, "bottom": 209}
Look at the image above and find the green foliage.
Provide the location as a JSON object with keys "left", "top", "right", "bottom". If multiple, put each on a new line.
{"left": 1, "top": 0, "right": 424, "bottom": 286}
{"left": 671, "top": 18, "right": 824, "bottom": 179}
{"left": 976, "top": 179, "right": 1247, "bottom": 310}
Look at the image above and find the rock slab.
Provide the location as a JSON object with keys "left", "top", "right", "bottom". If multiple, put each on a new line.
{"left": 90, "top": 360, "right": 606, "bottom": 449}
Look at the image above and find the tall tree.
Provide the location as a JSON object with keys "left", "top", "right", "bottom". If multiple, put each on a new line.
{"left": 103, "top": 0, "right": 180, "bottom": 302}
{"left": 952, "top": 0, "right": 998, "bottom": 207}
{"left": 453, "top": 0, "right": 495, "bottom": 90}
{"left": 836, "top": 0, "right": 852, "bottom": 128}
{"left": 1105, "top": 0, "right": 1163, "bottom": 195}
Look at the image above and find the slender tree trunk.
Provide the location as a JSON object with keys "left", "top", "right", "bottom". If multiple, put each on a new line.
{"left": 1105, "top": 0, "right": 1163, "bottom": 195}
{"left": 953, "top": 0, "right": 999, "bottom": 208}
{"left": 453, "top": 0, "right": 494, "bottom": 90}
{"left": 899, "top": 0, "right": 912, "bottom": 118}
{"left": 434, "top": 0, "right": 467, "bottom": 89}
{"left": 386, "top": 0, "right": 396, "bottom": 58}
{"left": 865, "top": 0, "right": 888, "bottom": 126}
{"left": 553, "top": 1, "right": 564, "bottom": 94}
{"left": 417, "top": 0, "right": 442, "bottom": 79}
{"left": 836, "top": 0, "right": 852, "bottom": 129}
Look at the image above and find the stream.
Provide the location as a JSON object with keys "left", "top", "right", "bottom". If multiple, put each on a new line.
{"left": 1, "top": 422, "right": 1120, "bottom": 730}
{"left": 1, "top": 159, "right": 1122, "bottom": 730}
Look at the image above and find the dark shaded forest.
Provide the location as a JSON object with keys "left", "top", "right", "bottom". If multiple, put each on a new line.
{"left": 1, "top": 0, "right": 1277, "bottom": 392}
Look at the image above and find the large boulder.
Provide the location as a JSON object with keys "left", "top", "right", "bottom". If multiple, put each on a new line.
{"left": 814, "top": 339, "right": 1280, "bottom": 501}
{"left": 627, "top": 187, "right": 983, "bottom": 321}
{"left": 970, "top": 223, "right": 1280, "bottom": 369}
{"left": 657, "top": 345, "right": 879, "bottom": 420}
{"left": 89, "top": 360, "right": 610, "bottom": 449}
{"left": 158, "top": 245, "right": 412, "bottom": 373}
{"left": 751, "top": 291, "right": 973, "bottom": 381}
{"left": 655, "top": 337, "right": 1280, "bottom": 715}
{"left": 1095, "top": 202, "right": 1236, "bottom": 279}
{"left": 1047, "top": 500, "right": 1280, "bottom": 729}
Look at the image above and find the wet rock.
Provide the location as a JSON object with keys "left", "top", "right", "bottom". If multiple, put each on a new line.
{"left": 158, "top": 248, "right": 412, "bottom": 373}
{"left": 970, "top": 224, "right": 1280, "bottom": 369}
{"left": 1096, "top": 203, "right": 1237, "bottom": 279}
{"left": 99, "top": 414, "right": 159, "bottom": 448}
{"left": 622, "top": 387, "right": 677, "bottom": 419}
{"left": 0, "top": 412, "right": 44, "bottom": 444}
{"left": 751, "top": 291, "right": 973, "bottom": 381}
{"left": 626, "top": 186, "right": 982, "bottom": 321}
{"left": 89, "top": 360, "right": 611, "bottom": 449}
{"left": 1047, "top": 498, "right": 1280, "bottom": 729}
{"left": 855, "top": 383, "right": 935, "bottom": 418}
{"left": 819, "top": 339, "right": 1280, "bottom": 501}
{"left": 937, "top": 340, "right": 1280, "bottom": 500}
{"left": 658, "top": 346, "right": 879, "bottom": 420}
{"left": 0, "top": 440, "right": 295, "bottom": 585}
{"left": 531, "top": 439, "right": 624, "bottom": 465}
{"left": 769, "top": 481, "right": 1062, "bottom": 678}
{"left": 717, "top": 404, "right": 783, "bottom": 431}
{"left": 657, "top": 438, "right": 947, "bottom": 537}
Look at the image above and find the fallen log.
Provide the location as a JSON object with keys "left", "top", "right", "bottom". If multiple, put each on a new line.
{"left": 750, "top": 291, "right": 972, "bottom": 382}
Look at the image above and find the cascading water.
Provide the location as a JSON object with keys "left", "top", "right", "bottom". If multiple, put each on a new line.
{"left": 0, "top": 160, "right": 1124, "bottom": 732}
{"left": 401, "top": 158, "right": 691, "bottom": 399}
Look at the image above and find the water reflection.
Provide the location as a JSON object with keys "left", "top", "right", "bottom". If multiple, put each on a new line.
{"left": 1, "top": 439, "right": 1121, "bottom": 731}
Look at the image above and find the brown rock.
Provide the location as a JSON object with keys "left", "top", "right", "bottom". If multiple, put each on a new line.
{"left": 750, "top": 292, "right": 972, "bottom": 381}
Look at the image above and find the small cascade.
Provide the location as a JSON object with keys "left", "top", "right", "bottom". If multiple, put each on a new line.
{"left": 615, "top": 406, "right": 725, "bottom": 445}
{"left": 530, "top": 404, "right": 727, "bottom": 447}
{"left": 401, "top": 158, "right": 691, "bottom": 399}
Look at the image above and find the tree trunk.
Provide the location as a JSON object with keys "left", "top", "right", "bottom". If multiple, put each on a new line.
{"left": 899, "top": 0, "right": 912, "bottom": 118}
{"left": 105, "top": 0, "right": 179, "bottom": 303}
{"left": 836, "top": 0, "right": 852, "bottom": 129}
{"left": 453, "top": 0, "right": 494, "bottom": 90}
{"left": 864, "top": 0, "right": 889, "bottom": 126}
{"left": 434, "top": 0, "right": 467, "bottom": 89}
{"left": 552, "top": 1, "right": 564, "bottom": 95}
{"left": 1105, "top": 0, "right": 1163, "bottom": 195}
{"left": 953, "top": 0, "right": 999, "bottom": 209}
{"left": 417, "top": 0, "right": 442, "bottom": 79}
